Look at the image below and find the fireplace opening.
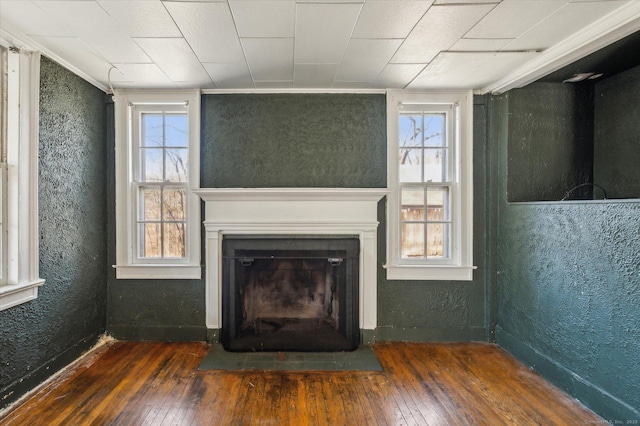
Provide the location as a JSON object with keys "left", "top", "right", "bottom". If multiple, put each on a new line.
{"left": 222, "top": 236, "right": 360, "bottom": 352}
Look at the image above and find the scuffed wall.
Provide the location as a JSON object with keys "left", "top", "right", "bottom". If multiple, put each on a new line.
{"left": 0, "top": 57, "right": 107, "bottom": 409}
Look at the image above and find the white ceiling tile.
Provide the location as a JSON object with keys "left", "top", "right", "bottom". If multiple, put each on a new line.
{"left": 230, "top": 1, "right": 295, "bottom": 38}
{"left": 407, "top": 51, "right": 538, "bottom": 89}
{"left": 335, "top": 39, "right": 403, "bottom": 82}
{"left": 242, "top": 38, "right": 294, "bottom": 81}
{"left": 294, "top": 64, "right": 339, "bottom": 88}
{"left": 163, "top": 2, "right": 245, "bottom": 63}
{"left": 295, "top": 3, "right": 363, "bottom": 64}
{"left": 203, "top": 63, "right": 254, "bottom": 89}
{"left": 98, "top": 1, "right": 181, "bottom": 38}
{"left": 450, "top": 38, "right": 512, "bottom": 51}
{"left": 391, "top": 3, "right": 496, "bottom": 64}
{"left": 351, "top": 1, "right": 433, "bottom": 39}
{"left": 34, "top": 1, "right": 150, "bottom": 63}
{"left": 372, "top": 63, "right": 426, "bottom": 89}
{"left": 504, "top": 1, "right": 629, "bottom": 51}
{"left": 134, "top": 38, "right": 212, "bottom": 83}
{"left": 111, "top": 63, "right": 174, "bottom": 87}
{"left": 465, "top": 1, "right": 566, "bottom": 39}
{"left": 0, "top": 1, "right": 74, "bottom": 37}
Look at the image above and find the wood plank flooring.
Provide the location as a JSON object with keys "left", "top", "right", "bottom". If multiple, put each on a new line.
{"left": 0, "top": 341, "right": 603, "bottom": 425}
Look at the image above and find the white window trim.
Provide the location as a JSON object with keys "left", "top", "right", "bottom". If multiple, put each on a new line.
{"left": 385, "top": 90, "right": 475, "bottom": 281}
{"left": 0, "top": 46, "right": 45, "bottom": 311}
{"left": 113, "top": 90, "right": 201, "bottom": 280}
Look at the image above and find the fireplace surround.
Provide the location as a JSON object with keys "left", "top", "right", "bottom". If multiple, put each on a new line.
{"left": 194, "top": 188, "right": 387, "bottom": 347}
{"left": 221, "top": 236, "right": 360, "bottom": 351}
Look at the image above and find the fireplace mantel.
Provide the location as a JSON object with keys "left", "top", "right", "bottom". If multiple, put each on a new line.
{"left": 194, "top": 188, "right": 387, "bottom": 338}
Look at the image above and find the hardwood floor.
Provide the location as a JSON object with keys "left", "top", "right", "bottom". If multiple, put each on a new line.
{"left": 1, "top": 341, "right": 602, "bottom": 425}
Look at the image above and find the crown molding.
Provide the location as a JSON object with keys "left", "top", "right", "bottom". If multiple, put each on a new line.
{"left": 478, "top": 2, "right": 640, "bottom": 95}
{"left": 0, "top": 25, "right": 109, "bottom": 93}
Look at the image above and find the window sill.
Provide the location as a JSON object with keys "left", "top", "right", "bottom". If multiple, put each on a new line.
{"left": 113, "top": 264, "right": 202, "bottom": 280}
{"left": 0, "top": 279, "right": 45, "bottom": 311}
{"left": 384, "top": 264, "right": 476, "bottom": 281}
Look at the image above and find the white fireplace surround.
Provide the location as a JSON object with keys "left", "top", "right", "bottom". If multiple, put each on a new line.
{"left": 194, "top": 188, "right": 387, "bottom": 333}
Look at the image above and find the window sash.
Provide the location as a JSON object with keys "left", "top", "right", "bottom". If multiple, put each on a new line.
{"left": 386, "top": 91, "right": 474, "bottom": 280}
{"left": 114, "top": 90, "right": 201, "bottom": 279}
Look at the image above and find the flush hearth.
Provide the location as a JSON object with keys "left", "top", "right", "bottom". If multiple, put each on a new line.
{"left": 222, "top": 236, "right": 359, "bottom": 352}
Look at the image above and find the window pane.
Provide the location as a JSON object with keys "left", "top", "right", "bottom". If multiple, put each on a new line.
{"left": 163, "top": 188, "right": 186, "bottom": 221}
{"left": 141, "top": 114, "right": 164, "bottom": 147}
{"left": 423, "top": 114, "right": 445, "bottom": 147}
{"left": 165, "top": 148, "right": 188, "bottom": 182}
{"left": 401, "top": 223, "right": 424, "bottom": 259}
{"left": 426, "top": 223, "right": 449, "bottom": 259}
{"left": 401, "top": 188, "right": 424, "bottom": 221}
{"left": 424, "top": 148, "right": 446, "bottom": 182}
{"left": 427, "top": 187, "right": 449, "bottom": 221}
{"left": 163, "top": 223, "right": 186, "bottom": 258}
{"left": 399, "top": 148, "right": 422, "bottom": 182}
{"left": 165, "top": 113, "right": 188, "bottom": 147}
{"left": 399, "top": 114, "right": 423, "bottom": 148}
{"left": 139, "top": 187, "right": 161, "bottom": 221}
{"left": 139, "top": 223, "right": 161, "bottom": 258}
{"left": 141, "top": 148, "right": 163, "bottom": 182}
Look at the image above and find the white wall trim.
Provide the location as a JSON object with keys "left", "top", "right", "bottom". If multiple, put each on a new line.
{"left": 479, "top": 2, "right": 640, "bottom": 94}
{"left": 0, "top": 26, "right": 109, "bottom": 93}
{"left": 0, "top": 47, "right": 45, "bottom": 311}
{"left": 113, "top": 89, "right": 201, "bottom": 280}
{"left": 202, "top": 88, "right": 387, "bottom": 95}
{"left": 195, "top": 188, "right": 387, "bottom": 331}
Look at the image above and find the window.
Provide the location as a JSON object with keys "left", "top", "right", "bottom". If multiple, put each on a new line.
{"left": 114, "top": 90, "right": 201, "bottom": 279}
{"left": 385, "top": 91, "right": 474, "bottom": 281}
{"left": 0, "top": 43, "right": 45, "bottom": 310}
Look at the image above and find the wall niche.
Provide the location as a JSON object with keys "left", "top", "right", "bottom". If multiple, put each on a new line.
{"left": 506, "top": 62, "right": 640, "bottom": 202}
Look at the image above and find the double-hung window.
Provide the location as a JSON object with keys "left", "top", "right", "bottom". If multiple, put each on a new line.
{"left": 386, "top": 91, "right": 474, "bottom": 281}
{"left": 0, "top": 43, "right": 44, "bottom": 310}
{"left": 114, "top": 90, "right": 201, "bottom": 279}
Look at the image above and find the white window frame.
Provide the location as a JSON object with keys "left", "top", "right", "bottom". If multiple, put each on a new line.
{"left": 0, "top": 43, "right": 45, "bottom": 310}
{"left": 113, "top": 90, "right": 201, "bottom": 279}
{"left": 385, "top": 90, "right": 474, "bottom": 281}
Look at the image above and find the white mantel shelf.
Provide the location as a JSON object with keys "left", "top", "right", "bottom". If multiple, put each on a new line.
{"left": 195, "top": 187, "right": 388, "bottom": 334}
{"left": 194, "top": 187, "right": 388, "bottom": 202}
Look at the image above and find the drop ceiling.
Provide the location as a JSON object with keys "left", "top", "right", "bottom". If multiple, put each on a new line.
{"left": 1, "top": 0, "right": 639, "bottom": 93}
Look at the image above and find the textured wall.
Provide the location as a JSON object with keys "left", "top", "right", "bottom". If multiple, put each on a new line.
{"left": 507, "top": 83, "right": 594, "bottom": 202}
{"left": 105, "top": 103, "right": 206, "bottom": 341}
{"left": 201, "top": 94, "right": 386, "bottom": 188}
{"left": 594, "top": 65, "right": 640, "bottom": 198}
{"left": 108, "top": 92, "right": 490, "bottom": 343}
{"left": 492, "top": 92, "right": 640, "bottom": 421}
{"left": 0, "top": 57, "right": 107, "bottom": 409}
{"left": 376, "top": 97, "right": 489, "bottom": 341}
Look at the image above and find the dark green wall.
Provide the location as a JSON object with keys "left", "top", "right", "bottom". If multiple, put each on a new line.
{"left": 491, "top": 90, "right": 640, "bottom": 421}
{"left": 376, "top": 96, "right": 490, "bottom": 342}
{"left": 105, "top": 103, "right": 206, "bottom": 342}
{"left": 594, "top": 64, "right": 640, "bottom": 199}
{"left": 0, "top": 57, "right": 108, "bottom": 409}
{"left": 200, "top": 94, "right": 386, "bottom": 188}
{"left": 107, "top": 93, "right": 491, "bottom": 343}
{"left": 507, "top": 83, "right": 593, "bottom": 202}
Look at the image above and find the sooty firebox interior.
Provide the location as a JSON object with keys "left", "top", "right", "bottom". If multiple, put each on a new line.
{"left": 222, "top": 236, "right": 360, "bottom": 352}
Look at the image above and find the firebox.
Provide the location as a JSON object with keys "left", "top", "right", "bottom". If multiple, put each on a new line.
{"left": 221, "top": 236, "right": 360, "bottom": 352}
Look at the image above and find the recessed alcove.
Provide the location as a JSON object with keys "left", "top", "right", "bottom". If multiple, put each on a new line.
{"left": 506, "top": 31, "right": 640, "bottom": 202}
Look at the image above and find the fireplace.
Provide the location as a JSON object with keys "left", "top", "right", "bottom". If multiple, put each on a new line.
{"left": 194, "top": 188, "right": 387, "bottom": 348}
{"left": 222, "top": 236, "right": 359, "bottom": 351}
